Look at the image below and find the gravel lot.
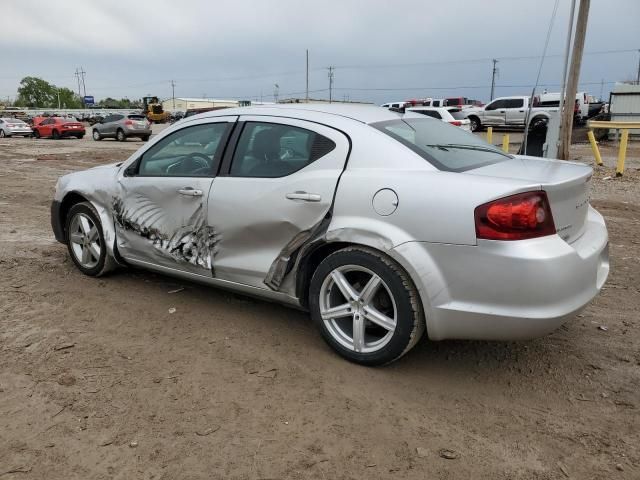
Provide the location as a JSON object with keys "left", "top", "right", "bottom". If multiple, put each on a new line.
{"left": 0, "top": 127, "right": 639, "bottom": 479}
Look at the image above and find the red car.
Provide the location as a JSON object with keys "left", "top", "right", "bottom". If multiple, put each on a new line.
{"left": 33, "top": 117, "right": 85, "bottom": 139}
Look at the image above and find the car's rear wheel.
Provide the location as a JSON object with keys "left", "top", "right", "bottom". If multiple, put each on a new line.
{"left": 309, "top": 247, "right": 425, "bottom": 366}
{"left": 66, "top": 202, "right": 115, "bottom": 277}
{"left": 469, "top": 116, "right": 481, "bottom": 132}
{"left": 141, "top": 135, "right": 150, "bottom": 141}
{"left": 52, "top": 129, "right": 60, "bottom": 140}
{"left": 92, "top": 130, "right": 102, "bottom": 141}
{"left": 116, "top": 129, "right": 126, "bottom": 142}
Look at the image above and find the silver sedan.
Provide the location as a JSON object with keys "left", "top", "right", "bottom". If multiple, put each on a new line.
{"left": 0, "top": 117, "right": 32, "bottom": 137}
{"left": 50, "top": 104, "right": 609, "bottom": 365}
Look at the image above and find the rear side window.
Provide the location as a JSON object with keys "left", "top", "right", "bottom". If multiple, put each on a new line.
{"left": 371, "top": 118, "right": 510, "bottom": 172}
{"left": 413, "top": 110, "right": 442, "bottom": 119}
{"left": 504, "top": 99, "right": 524, "bottom": 108}
{"left": 128, "top": 115, "right": 146, "bottom": 120}
{"left": 229, "top": 122, "right": 336, "bottom": 178}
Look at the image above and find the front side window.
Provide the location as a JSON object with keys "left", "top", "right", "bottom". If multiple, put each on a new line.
{"left": 229, "top": 122, "right": 336, "bottom": 178}
{"left": 485, "top": 100, "right": 506, "bottom": 110}
{"left": 371, "top": 118, "right": 511, "bottom": 172}
{"left": 136, "top": 122, "right": 229, "bottom": 177}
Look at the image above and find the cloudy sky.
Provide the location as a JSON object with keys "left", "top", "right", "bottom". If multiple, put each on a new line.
{"left": 2, "top": 0, "right": 639, "bottom": 105}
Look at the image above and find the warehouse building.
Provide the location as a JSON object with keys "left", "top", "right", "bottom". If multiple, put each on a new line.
{"left": 162, "top": 97, "right": 239, "bottom": 112}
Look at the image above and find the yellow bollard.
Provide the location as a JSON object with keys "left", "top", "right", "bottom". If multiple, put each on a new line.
{"left": 616, "top": 129, "right": 629, "bottom": 176}
{"left": 587, "top": 130, "right": 603, "bottom": 166}
{"left": 502, "top": 134, "right": 510, "bottom": 153}
{"left": 486, "top": 127, "right": 493, "bottom": 144}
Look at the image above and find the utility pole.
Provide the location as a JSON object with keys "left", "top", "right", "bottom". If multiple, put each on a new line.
{"left": 171, "top": 80, "right": 176, "bottom": 110}
{"left": 328, "top": 66, "right": 334, "bottom": 103}
{"left": 273, "top": 84, "right": 279, "bottom": 103}
{"left": 490, "top": 59, "right": 498, "bottom": 101}
{"left": 559, "top": 0, "right": 590, "bottom": 160}
{"left": 636, "top": 49, "right": 640, "bottom": 85}
{"left": 306, "top": 49, "right": 309, "bottom": 103}
{"left": 79, "top": 67, "right": 87, "bottom": 97}
{"left": 74, "top": 68, "right": 82, "bottom": 99}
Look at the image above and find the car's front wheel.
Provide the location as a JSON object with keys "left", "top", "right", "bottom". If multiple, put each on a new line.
{"left": 309, "top": 247, "right": 425, "bottom": 366}
{"left": 92, "top": 130, "right": 102, "bottom": 141}
{"left": 0, "top": 129, "right": 6, "bottom": 138}
{"left": 66, "top": 202, "right": 115, "bottom": 277}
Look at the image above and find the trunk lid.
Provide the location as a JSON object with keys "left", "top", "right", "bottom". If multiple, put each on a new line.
{"left": 468, "top": 155, "right": 592, "bottom": 243}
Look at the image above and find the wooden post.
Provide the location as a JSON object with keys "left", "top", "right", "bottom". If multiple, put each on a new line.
{"left": 558, "top": 0, "right": 590, "bottom": 160}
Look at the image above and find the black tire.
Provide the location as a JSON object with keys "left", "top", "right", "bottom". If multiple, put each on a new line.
{"left": 92, "top": 129, "right": 102, "bottom": 141}
{"left": 33, "top": 130, "right": 40, "bottom": 139}
{"left": 530, "top": 117, "right": 547, "bottom": 130}
{"left": 0, "top": 129, "right": 5, "bottom": 138}
{"left": 65, "top": 202, "right": 116, "bottom": 277}
{"left": 77, "top": 135, "right": 84, "bottom": 139}
{"left": 309, "top": 246, "right": 425, "bottom": 366}
{"left": 52, "top": 129, "right": 60, "bottom": 140}
{"left": 141, "top": 135, "right": 150, "bottom": 141}
{"left": 469, "top": 116, "right": 482, "bottom": 132}
{"left": 116, "top": 129, "right": 126, "bottom": 142}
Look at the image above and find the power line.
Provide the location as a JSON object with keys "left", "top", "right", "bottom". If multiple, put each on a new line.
{"left": 330, "top": 80, "right": 616, "bottom": 92}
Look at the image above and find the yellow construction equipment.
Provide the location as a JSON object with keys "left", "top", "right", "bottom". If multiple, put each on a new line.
{"left": 142, "top": 96, "right": 169, "bottom": 124}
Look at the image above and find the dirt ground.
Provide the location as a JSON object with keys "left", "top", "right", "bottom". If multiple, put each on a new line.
{"left": 0, "top": 129, "right": 639, "bottom": 480}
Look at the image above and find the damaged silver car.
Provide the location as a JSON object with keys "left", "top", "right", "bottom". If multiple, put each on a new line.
{"left": 51, "top": 104, "right": 609, "bottom": 365}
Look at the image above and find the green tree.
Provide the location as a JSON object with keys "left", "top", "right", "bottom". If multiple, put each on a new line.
{"left": 57, "top": 87, "right": 82, "bottom": 109}
{"left": 15, "top": 76, "right": 56, "bottom": 108}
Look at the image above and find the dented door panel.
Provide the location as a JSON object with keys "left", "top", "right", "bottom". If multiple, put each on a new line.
{"left": 207, "top": 117, "right": 350, "bottom": 290}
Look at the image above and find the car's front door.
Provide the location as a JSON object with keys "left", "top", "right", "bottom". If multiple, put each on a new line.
{"left": 39, "top": 118, "right": 53, "bottom": 137}
{"left": 207, "top": 116, "right": 350, "bottom": 290}
{"left": 483, "top": 99, "right": 507, "bottom": 126}
{"left": 113, "top": 117, "right": 236, "bottom": 275}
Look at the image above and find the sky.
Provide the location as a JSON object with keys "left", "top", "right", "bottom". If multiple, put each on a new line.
{"left": 1, "top": 0, "right": 639, "bottom": 105}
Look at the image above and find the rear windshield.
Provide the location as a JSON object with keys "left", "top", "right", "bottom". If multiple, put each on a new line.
{"left": 128, "top": 115, "right": 147, "bottom": 120}
{"left": 371, "top": 118, "right": 511, "bottom": 172}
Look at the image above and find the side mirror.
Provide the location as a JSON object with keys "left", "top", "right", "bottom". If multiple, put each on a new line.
{"left": 124, "top": 159, "right": 140, "bottom": 177}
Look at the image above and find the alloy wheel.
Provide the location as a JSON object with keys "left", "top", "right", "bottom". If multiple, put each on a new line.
{"left": 69, "top": 213, "right": 101, "bottom": 269}
{"left": 319, "top": 265, "right": 397, "bottom": 353}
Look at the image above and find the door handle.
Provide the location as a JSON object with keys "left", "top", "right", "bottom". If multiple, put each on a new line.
{"left": 286, "top": 191, "right": 321, "bottom": 202}
{"left": 178, "top": 187, "right": 203, "bottom": 197}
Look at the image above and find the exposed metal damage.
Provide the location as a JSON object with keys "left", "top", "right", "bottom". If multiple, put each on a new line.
{"left": 112, "top": 196, "right": 219, "bottom": 271}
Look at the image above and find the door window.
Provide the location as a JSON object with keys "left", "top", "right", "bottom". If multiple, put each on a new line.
{"left": 504, "top": 99, "right": 524, "bottom": 108}
{"left": 485, "top": 99, "right": 506, "bottom": 110}
{"left": 229, "top": 122, "right": 336, "bottom": 178}
{"left": 136, "top": 122, "right": 230, "bottom": 177}
{"left": 414, "top": 110, "right": 442, "bottom": 119}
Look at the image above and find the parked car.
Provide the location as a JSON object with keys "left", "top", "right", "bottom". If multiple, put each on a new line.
{"left": 50, "top": 104, "right": 608, "bottom": 366}
{"left": 0, "top": 118, "right": 32, "bottom": 137}
{"left": 464, "top": 95, "right": 557, "bottom": 132}
{"left": 92, "top": 113, "right": 151, "bottom": 142}
{"left": 32, "top": 117, "right": 85, "bottom": 139}
{"left": 381, "top": 101, "right": 406, "bottom": 109}
{"left": 444, "top": 97, "right": 484, "bottom": 109}
{"left": 538, "top": 91, "right": 590, "bottom": 124}
{"left": 184, "top": 107, "right": 229, "bottom": 119}
{"left": 405, "top": 106, "right": 472, "bottom": 130}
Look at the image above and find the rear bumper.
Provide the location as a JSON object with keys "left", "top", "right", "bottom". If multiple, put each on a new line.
{"left": 6, "top": 129, "right": 33, "bottom": 136}
{"left": 393, "top": 206, "right": 609, "bottom": 341}
{"left": 124, "top": 128, "right": 151, "bottom": 136}
{"left": 60, "top": 129, "right": 85, "bottom": 137}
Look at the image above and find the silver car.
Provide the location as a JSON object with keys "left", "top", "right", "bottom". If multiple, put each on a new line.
{"left": 50, "top": 105, "right": 609, "bottom": 365}
{"left": 92, "top": 113, "right": 151, "bottom": 142}
{"left": 0, "top": 117, "right": 32, "bottom": 137}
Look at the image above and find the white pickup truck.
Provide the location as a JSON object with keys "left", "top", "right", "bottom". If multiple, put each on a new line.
{"left": 463, "top": 95, "right": 557, "bottom": 132}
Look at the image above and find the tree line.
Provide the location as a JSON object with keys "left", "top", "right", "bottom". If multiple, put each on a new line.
{"left": 7, "top": 77, "right": 142, "bottom": 109}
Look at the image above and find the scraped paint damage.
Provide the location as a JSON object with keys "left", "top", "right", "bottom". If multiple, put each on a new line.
{"left": 112, "top": 196, "right": 219, "bottom": 271}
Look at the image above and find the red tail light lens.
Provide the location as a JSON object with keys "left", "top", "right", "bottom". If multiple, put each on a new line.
{"left": 125, "top": 120, "right": 134, "bottom": 125}
{"left": 449, "top": 120, "right": 462, "bottom": 126}
{"left": 475, "top": 191, "right": 556, "bottom": 240}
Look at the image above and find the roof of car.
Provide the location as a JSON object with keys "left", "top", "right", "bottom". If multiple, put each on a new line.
{"left": 194, "top": 103, "right": 403, "bottom": 125}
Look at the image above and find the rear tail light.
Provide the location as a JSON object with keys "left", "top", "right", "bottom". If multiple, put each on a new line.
{"left": 449, "top": 120, "right": 462, "bottom": 126}
{"left": 474, "top": 191, "right": 556, "bottom": 240}
{"left": 125, "top": 120, "right": 134, "bottom": 126}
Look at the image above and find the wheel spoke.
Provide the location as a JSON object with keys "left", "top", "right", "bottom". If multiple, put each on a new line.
{"left": 81, "top": 246, "right": 90, "bottom": 264}
{"left": 320, "top": 303, "right": 352, "bottom": 321}
{"left": 79, "top": 216, "right": 91, "bottom": 235}
{"left": 87, "top": 243, "right": 100, "bottom": 261}
{"left": 87, "top": 226, "right": 99, "bottom": 242}
{"left": 352, "top": 314, "right": 365, "bottom": 352}
{"left": 363, "top": 305, "right": 396, "bottom": 332}
{"left": 70, "top": 232, "right": 84, "bottom": 244}
{"left": 331, "top": 270, "right": 359, "bottom": 301}
{"left": 359, "top": 274, "right": 382, "bottom": 303}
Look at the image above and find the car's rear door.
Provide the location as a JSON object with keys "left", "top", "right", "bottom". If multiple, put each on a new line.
{"left": 207, "top": 116, "right": 350, "bottom": 290}
{"left": 505, "top": 98, "right": 526, "bottom": 125}
{"left": 113, "top": 116, "right": 236, "bottom": 276}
